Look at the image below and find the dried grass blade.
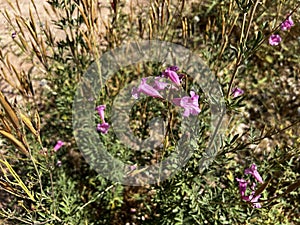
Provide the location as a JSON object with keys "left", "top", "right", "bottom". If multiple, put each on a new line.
{"left": 0, "top": 130, "right": 28, "bottom": 155}
{"left": 0, "top": 158, "right": 35, "bottom": 201}
{"left": 0, "top": 116, "right": 12, "bottom": 133}
{"left": 76, "top": 4, "right": 90, "bottom": 29}
{"left": 0, "top": 91, "right": 21, "bottom": 131}
{"left": 5, "top": 1, "right": 16, "bottom": 12}
{"left": 1, "top": 67, "right": 16, "bottom": 88}
{"left": 15, "top": 16, "right": 26, "bottom": 37}
{"left": 80, "top": 29, "right": 92, "bottom": 52}
{"left": 20, "top": 113, "right": 37, "bottom": 136}
{"left": 34, "top": 110, "right": 40, "bottom": 132}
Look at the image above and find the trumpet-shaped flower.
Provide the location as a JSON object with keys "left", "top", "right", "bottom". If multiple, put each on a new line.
{"left": 249, "top": 194, "right": 262, "bottom": 208}
{"left": 244, "top": 164, "right": 263, "bottom": 183}
{"left": 236, "top": 177, "right": 262, "bottom": 208}
{"left": 281, "top": 16, "right": 294, "bottom": 31}
{"left": 172, "top": 91, "right": 200, "bottom": 117}
{"left": 53, "top": 140, "right": 64, "bottom": 152}
{"left": 236, "top": 178, "right": 248, "bottom": 197}
{"left": 269, "top": 34, "right": 282, "bottom": 46}
{"left": 97, "top": 122, "right": 110, "bottom": 134}
{"left": 95, "top": 105, "right": 106, "bottom": 123}
{"left": 132, "top": 78, "right": 163, "bottom": 99}
{"left": 95, "top": 105, "right": 110, "bottom": 134}
{"left": 162, "top": 68, "right": 181, "bottom": 86}
{"left": 152, "top": 77, "right": 170, "bottom": 91}
{"left": 152, "top": 77, "right": 178, "bottom": 91}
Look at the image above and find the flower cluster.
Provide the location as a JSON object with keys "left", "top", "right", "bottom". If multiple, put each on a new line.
{"left": 95, "top": 105, "right": 110, "bottom": 134}
{"left": 132, "top": 66, "right": 201, "bottom": 118}
{"left": 236, "top": 164, "right": 264, "bottom": 208}
{"left": 269, "top": 15, "right": 294, "bottom": 46}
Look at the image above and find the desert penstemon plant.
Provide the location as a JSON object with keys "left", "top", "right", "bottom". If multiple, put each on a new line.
{"left": 0, "top": 0, "right": 300, "bottom": 224}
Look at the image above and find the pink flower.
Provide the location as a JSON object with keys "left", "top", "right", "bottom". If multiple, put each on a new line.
{"left": 269, "top": 34, "right": 282, "bottom": 46}
{"left": 167, "top": 66, "right": 179, "bottom": 72}
{"left": 152, "top": 77, "right": 178, "bottom": 91}
{"left": 53, "top": 140, "right": 64, "bottom": 152}
{"left": 249, "top": 194, "right": 262, "bottom": 208}
{"left": 152, "top": 77, "right": 171, "bottom": 91}
{"left": 129, "top": 165, "right": 137, "bottom": 170}
{"left": 130, "top": 208, "right": 137, "bottom": 213}
{"left": 236, "top": 178, "right": 248, "bottom": 197}
{"left": 244, "top": 164, "right": 263, "bottom": 183}
{"left": 162, "top": 68, "right": 181, "bottom": 86}
{"left": 11, "top": 32, "right": 17, "bottom": 39}
{"left": 236, "top": 178, "right": 262, "bottom": 208}
{"left": 172, "top": 91, "right": 201, "bottom": 117}
{"left": 132, "top": 78, "right": 163, "bottom": 99}
{"left": 97, "top": 122, "right": 110, "bottom": 134}
{"left": 95, "top": 105, "right": 110, "bottom": 134}
{"left": 95, "top": 105, "right": 106, "bottom": 123}
{"left": 281, "top": 16, "right": 294, "bottom": 31}
{"left": 231, "top": 87, "right": 244, "bottom": 98}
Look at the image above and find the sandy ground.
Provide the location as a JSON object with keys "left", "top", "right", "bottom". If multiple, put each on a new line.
{"left": 0, "top": 0, "right": 57, "bottom": 98}
{"left": 0, "top": 0, "right": 150, "bottom": 97}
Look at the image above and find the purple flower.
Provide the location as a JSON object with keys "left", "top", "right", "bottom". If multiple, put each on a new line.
{"left": 152, "top": 77, "right": 170, "bottom": 91}
{"left": 172, "top": 91, "right": 201, "bottom": 117}
{"left": 130, "top": 208, "right": 137, "bottom": 213}
{"left": 11, "top": 32, "right": 17, "bottom": 39}
{"left": 281, "top": 16, "right": 294, "bottom": 31}
{"left": 152, "top": 77, "right": 178, "bottom": 91}
{"left": 244, "top": 164, "right": 263, "bottom": 183}
{"left": 236, "top": 178, "right": 248, "bottom": 197}
{"left": 167, "top": 65, "right": 179, "bottom": 72}
{"left": 95, "top": 105, "right": 110, "bottom": 134}
{"left": 129, "top": 165, "right": 137, "bottom": 170}
{"left": 97, "top": 122, "right": 110, "bottom": 134}
{"left": 231, "top": 87, "right": 244, "bottom": 98}
{"left": 95, "top": 105, "right": 106, "bottom": 123}
{"left": 162, "top": 68, "right": 181, "bottom": 86}
{"left": 178, "top": 73, "right": 185, "bottom": 80}
{"left": 132, "top": 78, "right": 163, "bottom": 99}
{"left": 250, "top": 194, "right": 262, "bottom": 208}
{"left": 53, "top": 140, "right": 64, "bottom": 152}
{"left": 236, "top": 178, "right": 262, "bottom": 208}
{"left": 242, "top": 193, "right": 262, "bottom": 208}
{"left": 250, "top": 182, "right": 256, "bottom": 191}
{"left": 269, "top": 34, "right": 282, "bottom": 46}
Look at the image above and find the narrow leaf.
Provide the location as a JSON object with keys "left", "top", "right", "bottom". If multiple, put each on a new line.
{"left": 0, "top": 91, "right": 21, "bottom": 131}
{"left": 20, "top": 113, "right": 37, "bottom": 136}
{"left": 254, "top": 177, "right": 272, "bottom": 197}
{"left": 0, "top": 130, "right": 28, "bottom": 155}
{"left": 284, "top": 180, "right": 300, "bottom": 195}
{"left": 0, "top": 159, "right": 35, "bottom": 201}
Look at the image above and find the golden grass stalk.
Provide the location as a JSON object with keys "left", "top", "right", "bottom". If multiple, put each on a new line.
{"left": 0, "top": 158, "right": 35, "bottom": 201}
{"left": 0, "top": 130, "right": 28, "bottom": 155}
{"left": 0, "top": 91, "right": 21, "bottom": 132}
